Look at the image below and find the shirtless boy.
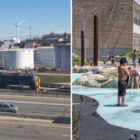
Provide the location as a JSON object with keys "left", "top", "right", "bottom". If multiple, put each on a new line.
{"left": 118, "top": 58, "right": 130, "bottom": 107}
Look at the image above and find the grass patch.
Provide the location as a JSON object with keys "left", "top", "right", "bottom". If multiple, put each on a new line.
{"left": 117, "top": 52, "right": 132, "bottom": 57}
{"left": 73, "top": 57, "right": 92, "bottom": 66}
{"left": 73, "top": 57, "right": 81, "bottom": 66}
{"left": 117, "top": 50, "right": 140, "bottom": 58}
{"left": 107, "top": 72, "right": 118, "bottom": 78}
{"left": 39, "top": 75, "right": 70, "bottom": 84}
{"left": 97, "top": 79, "right": 108, "bottom": 83}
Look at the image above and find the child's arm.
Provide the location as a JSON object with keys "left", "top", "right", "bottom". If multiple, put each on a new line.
{"left": 135, "top": 69, "right": 140, "bottom": 77}
{"left": 124, "top": 68, "right": 130, "bottom": 77}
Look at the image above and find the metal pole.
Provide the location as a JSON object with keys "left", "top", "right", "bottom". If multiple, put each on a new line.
{"left": 81, "top": 30, "right": 85, "bottom": 66}
{"left": 16, "top": 25, "right": 19, "bottom": 43}
{"left": 29, "top": 26, "right": 32, "bottom": 40}
{"left": 94, "top": 15, "right": 98, "bottom": 66}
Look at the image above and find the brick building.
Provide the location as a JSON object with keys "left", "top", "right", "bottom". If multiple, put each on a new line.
{"left": 73, "top": 0, "right": 140, "bottom": 58}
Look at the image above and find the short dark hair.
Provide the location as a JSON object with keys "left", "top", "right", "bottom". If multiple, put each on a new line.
{"left": 120, "top": 57, "right": 127, "bottom": 64}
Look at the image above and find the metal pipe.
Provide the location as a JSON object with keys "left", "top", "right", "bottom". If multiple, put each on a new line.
{"left": 81, "top": 30, "right": 85, "bottom": 66}
{"left": 94, "top": 15, "right": 98, "bottom": 66}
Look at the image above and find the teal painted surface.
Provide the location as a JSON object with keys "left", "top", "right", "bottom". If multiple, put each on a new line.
{"left": 72, "top": 73, "right": 140, "bottom": 131}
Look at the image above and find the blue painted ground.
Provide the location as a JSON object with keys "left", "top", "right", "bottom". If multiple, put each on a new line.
{"left": 72, "top": 73, "right": 140, "bottom": 131}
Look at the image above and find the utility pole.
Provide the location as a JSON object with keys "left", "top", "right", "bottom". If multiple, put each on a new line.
{"left": 29, "top": 26, "right": 32, "bottom": 41}
{"left": 94, "top": 15, "right": 98, "bottom": 66}
{"left": 81, "top": 30, "right": 85, "bottom": 66}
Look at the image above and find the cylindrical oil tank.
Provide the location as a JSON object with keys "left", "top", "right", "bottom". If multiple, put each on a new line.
{"left": 55, "top": 45, "right": 71, "bottom": 71}
{"left": 1, "top": 49, "right": 34, "bottom": 70}
{"left": 34, "top": 47, "right": 55, "bottom": 67}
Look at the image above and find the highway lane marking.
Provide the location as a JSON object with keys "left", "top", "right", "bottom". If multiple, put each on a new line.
{"left": 0, "top": 120, "right": 70, "bottom": 129}
{"left": 0, "top": 94, "right": 69, "bottom": 101}
{"left": 0, "top": 116, "right": 70, "bottom": 129}
{"left": 0, "top": 99, "right": 70, "bottom": 106}
{"left": 62, "top": 134, "right": 70, "bottom": 137}
{"left": 0, "top": 116, "right": 53, "bottom": 123}
{"left": 73, "top": 103, "right": 80, "bottom": 105}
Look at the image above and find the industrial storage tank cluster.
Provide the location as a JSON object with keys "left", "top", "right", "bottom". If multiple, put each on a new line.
{"left": 55, "top": 45, "right": 71, "bottom": 71}
{"left": 35, "top": 45, "right": 70, "bottom": 71}
{"left": 34, "top": 47, "right": 55, "bottom": 67}
{"left": 0, "top": 49, "right": 34, "bottom": 70}
{"left": 0, "top": 45, "right": 70, "bottom": 71}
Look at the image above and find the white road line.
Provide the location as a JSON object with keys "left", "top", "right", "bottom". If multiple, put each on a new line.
{"left": 0, "top": 116, "right": 53, "bottom": 123}
{"left": 0, "top": 100, "right": 70, "bottom": 106}
{"left": 62, "top": 134, "right": 70, "bottom": 137}
{"left": 0, "top": 94, "right": 69, "bottom": 101}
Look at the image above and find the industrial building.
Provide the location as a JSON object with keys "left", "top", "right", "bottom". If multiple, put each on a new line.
{"left": 34, "top": 47, "right": 55, "bottom": 67}
{"left": 0, "top": 45, "right": 71, "bottom": 71}
{"left": 55, "top": 45, "right": 71, "bottom": 71}
{"left": 35, "top": 45, "right": 71, "bottom": 71}
{"left": 0, "top": 49, "right": 34, "bottom": 70}
{"left": 73, "top": 0, "right": 140, "bottom": 58}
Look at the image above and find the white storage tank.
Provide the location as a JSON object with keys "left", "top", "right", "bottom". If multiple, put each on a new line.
{"left": 1, "top": 49, "right": 34, "bottom": 70}
{"left": 34, "top": 47, "right": 55, "bottom": 67}
{"left": 55, "top": 45, "right": 71, "bottom": 71}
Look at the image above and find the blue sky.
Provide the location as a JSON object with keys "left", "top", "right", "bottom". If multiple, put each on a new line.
{"left": 136, "top": 0, "right": 140, "bottom": 4}
{"left": 0, "top": 0, "right": 70, "bottom": 40}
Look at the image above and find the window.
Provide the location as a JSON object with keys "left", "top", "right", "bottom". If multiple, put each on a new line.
{"left": 10, "top": 104, "right": 14, "bottom": 107}
{"left": 3, "top": 105, "right": 9, "bottom": 108}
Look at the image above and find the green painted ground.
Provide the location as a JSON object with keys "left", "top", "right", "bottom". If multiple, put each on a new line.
{"left": 39, "top": 74, "right": 70, "bottom": 84}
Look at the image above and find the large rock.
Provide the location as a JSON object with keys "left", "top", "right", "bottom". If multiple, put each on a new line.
{"left": 98, "top": 61, "right": 104, "bottom": 65}
{"left": 90, "top": 66, "right": 103, "bottom": 74}
{"left": 86, "top": 74, "right": 107, "bottom": 81}
{"left": 79, "top": 68, "right": 89, "bottom": 73}
{"left": 73, "top": 74, "right": 108, "bottom": 86}
{"left": 84, "top": 80, "right": 100, "bottom": 87}
{"left": 79, "top": 66, "right": 92, "bottom": 73}
{"left": 82, "top": 71, "right": 93, "bottom": 76}
{"left": 102, "top": 67, "right": 117, "bottom": 74}
{"left": 73, "top": 76, "right": 88, "bottom": 85}
{"left": 101, "top": 78, "right": 118, "bottom": 88}
{"left": 73, "top": 65, "right": 81, "bottom": 73}
{"left": 106, "top": 61, "right": 112, "bottom": 65}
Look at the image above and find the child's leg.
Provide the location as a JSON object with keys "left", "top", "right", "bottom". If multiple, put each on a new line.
{"left": 138, "top": 78, "right": 140, "bottom": 89}
{"left": 131, "top": 77, "right": 134, "bottom": 89}
{"left": 136, "top": 77, "right": 139, "bottom": 88}
{"left": 134, "top": 77, "right": 138, "bottom": 88}
{"left": 122, "top": 96, "right": 125, "bottom": 105}
{"left": 117, "top": 96, "right": 121, "bottom": 105}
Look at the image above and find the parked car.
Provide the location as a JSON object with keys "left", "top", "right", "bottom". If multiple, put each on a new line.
{"left": 0, "top": 102, "right": 18, "bottom": 113}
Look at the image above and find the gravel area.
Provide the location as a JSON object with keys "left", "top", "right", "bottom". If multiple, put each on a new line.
{"left": 73, "top": 94, "right": 140, "bottom": 140}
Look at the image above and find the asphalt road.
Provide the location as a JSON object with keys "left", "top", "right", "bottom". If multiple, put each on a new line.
{"left": 0, "top": 94, "right": 70, "bottom": 118}
{"left": 0, "top": 116, "right": 70, "bottom": 140}
{"left": 0, "top": 93, "right": 70, "bottom": 140}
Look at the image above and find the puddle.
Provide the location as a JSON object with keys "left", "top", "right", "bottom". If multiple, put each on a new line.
{"left": 132, "top": 109, "right": 140, "bottom": 113}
